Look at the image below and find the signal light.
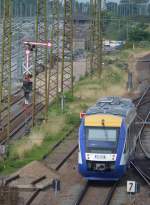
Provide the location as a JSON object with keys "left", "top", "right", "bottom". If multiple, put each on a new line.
{"left": 80, "top": 112, "right": 86, "bottom": 119}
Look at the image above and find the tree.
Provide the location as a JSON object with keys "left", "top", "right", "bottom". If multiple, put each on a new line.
{"left": 128, "top": 23, "right": 150, "bottom": 42}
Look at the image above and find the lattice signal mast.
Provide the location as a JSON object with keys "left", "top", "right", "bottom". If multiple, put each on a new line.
{"left": 48, "top": 0, "right": 60, "bottom": 101}
{"left": 0, "top": 0, "right": 12, "bottom": 139}
{"left": 32, "top": 0, "right": 49, "bottom": 125}
{"left": 61, "top": 0, "right": 74, "bottom": 95}
{"left": 88, "top": 0, "right": 102, "bottom": 77}
{"left": 94, "top": 0, "right": 102, "bottom": 78}
{"left": 89, "top": 0, "right": 95, "bottom": 75}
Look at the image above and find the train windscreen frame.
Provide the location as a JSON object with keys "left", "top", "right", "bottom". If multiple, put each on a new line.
{"left": 85, "top": 127, "right": 120, "bottom": 154}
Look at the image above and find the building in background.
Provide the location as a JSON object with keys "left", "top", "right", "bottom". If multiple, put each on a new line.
{"left": 106, "top": 0, "right": 150, "bottom": 16}
{"left": 0, "top": 0, "right": 36, "bottom": 17}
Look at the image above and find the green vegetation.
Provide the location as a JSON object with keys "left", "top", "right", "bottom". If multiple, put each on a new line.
{"left": 128, "top": 23, "right": 150, "bottom": 42}
{"left": 1, "top": 107, "right": 80, "bottom": 174}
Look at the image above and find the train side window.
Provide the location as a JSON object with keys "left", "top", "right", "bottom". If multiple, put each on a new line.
{"left": 125, "top": 128, "right": 130, "bottom": 153}
{"left": 129, "top": 120, "right": 135, "bottom": 148}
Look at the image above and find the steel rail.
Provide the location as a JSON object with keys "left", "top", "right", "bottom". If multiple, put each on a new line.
{"left": 135, "top": 86, "right": 150, "bottom": 108}
{"left": 74, "top": 181, "right": 89, "bottom": 205}
{"left": 0, "top": 103, "right": 44, "bottom": 144}
{"left": 25, "top": 190, "right": 41, "bottom": 205}
{"left": 130, "top": 86, "right": 150, "bottom": 187}
{"left": 74, "top": 182, "right": 118, "bottom": 205}
{"left": 26, "top": 129, "right": 79, "bottom": 205}
{"left": 133, "top": 164, "right": 150, "bottom": 181}
{"left": 103, "top": 182, "right": 118, "bottom": 205}
{"left": 42, "top": 126, "right": 78, "bottom": 160}
{"left": 138, "top": 111, "right": 150, "bottom": 159}
{"left": 130, "top": 161, "right": 150, "bottom": 186}
{"left": 26, "top": 145, "right": 78, "bottom": 205}
{"left": 1, "top": 89, "right": 23, "bottom": 113}
{"left": 55, "top": 144, "right": 78, "bottom": 171}
{"left": 133, "top": 85, "right": 150, "bottom": 158}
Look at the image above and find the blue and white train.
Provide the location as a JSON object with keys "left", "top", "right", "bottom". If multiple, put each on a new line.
{"left": 78, "top": 96, "right": 137, "bottom": 181}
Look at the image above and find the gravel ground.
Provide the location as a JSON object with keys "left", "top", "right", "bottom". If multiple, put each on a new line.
{"left": 135, "top": 54, "right": 150, "bottom": 92}
{"left": 36, "top": 150, "right": 85, "bottom": 205}
{"left": 111, "top": 168, "right": 150, "bottom": 205}
{"left": 7, "top": 161, "right": 59, "bottom": 204}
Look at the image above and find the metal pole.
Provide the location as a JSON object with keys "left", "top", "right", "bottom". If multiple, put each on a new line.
{"left": 61, "top": 0, "right": 74, "bottom": 97}
{"left": 0, "top": 0, "right": 12, "bottom": 140}
{"left": 32, "top": 0, "right": 48, "bottom": 125}
{"left": 48, "top": 0, "right": 60, "bottom": 102}
{"left": 89, "top": 0, "right": 95, "bottom": 76}
{"left": 95, "top": 0, "right": 102, "bottom": 78}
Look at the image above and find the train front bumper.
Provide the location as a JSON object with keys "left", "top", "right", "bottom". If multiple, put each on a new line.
{"left": 78, "top": 164, "right": 126, "bottom": 181}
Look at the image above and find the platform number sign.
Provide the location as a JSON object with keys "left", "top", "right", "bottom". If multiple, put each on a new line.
{"left": 127, "top": 181, "right": 140, "bottom": 193}
{"left": 127, "top": 181, "right": 136, "bottom": 193}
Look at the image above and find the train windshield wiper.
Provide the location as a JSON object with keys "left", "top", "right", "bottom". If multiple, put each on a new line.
{"left": 102, "top": 120, "right": 109, "bottom": 140}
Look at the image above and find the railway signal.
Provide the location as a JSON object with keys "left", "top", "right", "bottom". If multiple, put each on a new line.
{"left": 23, "top": 39, "right": 51, "bottom": 133}
{"left": 24, "top": 41, "right": 51, "bottom": 48}
{"left": 23, "top": 41, "right": 52, "bottom": 105}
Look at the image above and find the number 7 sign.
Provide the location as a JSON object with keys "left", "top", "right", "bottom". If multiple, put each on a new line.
{"left": 127, "top": 181, "right": 136, "bottom": 193}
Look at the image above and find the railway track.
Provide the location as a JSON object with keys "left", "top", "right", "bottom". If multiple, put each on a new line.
{"left": 6, "top": 127, "right": 79, "bottom": 205}
{"left": 130, "top": 161, "right": 150, "bottom": 186}
{"left": 25, "top": 147, "right": 79, "bottom": 205}
{"left": 74, "top": 181, "right": 118, "bottom": 205}
{"left": 1, "top": 81, "right": 149, "bottom": 204}
{"left": 130, "top": 86, "right": 150, "bottom": 187}
{"left": 2, "top": 89, "right": 23, "bottom": 109}
{"left": 25, "top": 87, "right": 150, "bottom": 205}
{"left": 0, "top": 102, "right": 44, "bottom": 144}
{"left": 73, "top": 87, "right": 150, "bottom": 205}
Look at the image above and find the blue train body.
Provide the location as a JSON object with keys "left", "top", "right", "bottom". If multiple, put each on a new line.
{"left": 78, "top": 96, "right": 137, "bottom": 181}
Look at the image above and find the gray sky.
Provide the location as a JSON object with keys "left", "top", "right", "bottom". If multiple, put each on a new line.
{"left": 78, "top": 0, "right": 120, "bottom": 3}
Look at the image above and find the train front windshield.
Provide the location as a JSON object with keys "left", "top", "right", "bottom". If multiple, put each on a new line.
{"left": 86, "top": 127, "right": 119, "bottom": 154}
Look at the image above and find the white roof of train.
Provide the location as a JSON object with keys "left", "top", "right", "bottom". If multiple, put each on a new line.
{"left": 86, "top": 96, "right": 136, "bottom": 125}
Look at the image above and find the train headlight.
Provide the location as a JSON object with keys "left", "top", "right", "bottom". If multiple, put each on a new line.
{"left": 78, "top": 140, "right": 81, "bottom": 151}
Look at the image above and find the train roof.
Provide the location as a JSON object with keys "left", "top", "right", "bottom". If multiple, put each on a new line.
{"left": 86, "top": 96, "right": 136, "bottom": 118}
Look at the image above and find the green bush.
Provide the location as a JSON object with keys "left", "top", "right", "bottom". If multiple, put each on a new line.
{"left": 64, "top": 92, "right": 75, "bottom": 102}
{"left": 65, "top": 113, "right": 79, "bottom": 126}
{"left": 80, "top": 103, "right": 88, "bottom": 111}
